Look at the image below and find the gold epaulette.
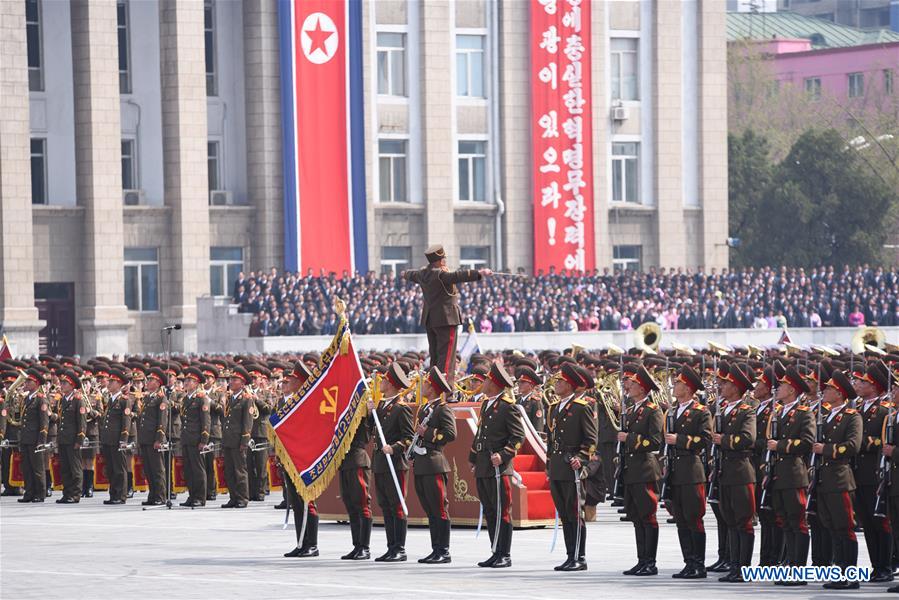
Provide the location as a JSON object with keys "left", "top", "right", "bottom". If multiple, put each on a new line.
{"left": 797, "top": 405, "right": 810, "bottom": 411}
{"left": 502, "top": 395, "right": 515, "bottom": 404}
{"left": 646, "top": 402, "right": 658, "bottom": 410}
{"left": 572, "top": 398, "right": 587, "bottom": 406}
{"left": 739, "top": 403, "right": 752, "bottom": 410}
{"left": 845, "top": 408, "right": 858, "bottom": 414}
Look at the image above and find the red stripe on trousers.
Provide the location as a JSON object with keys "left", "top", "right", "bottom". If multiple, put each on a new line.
{"left": 396, "top": 470, "right": 407, "bottom": 519}
{"left": 444, "top": 328, "right": 456, "bottom": 375}
{"left": 646, "top": 483, "right": 659, "bottom": 528}
{"left": 743, "top": 483, "right": 757, "bottom": 533}
{"left": 695, "top": 483, "right": 706, "bottom": 532}
{"left": 501, "top": 475, "right": 513, "bottom": 523}
{"left": 436, "top": 474, "right": 448, "bottom": 520}
{"left": 796, "top": 488, "right": 809, "bottom": 535}
{"left": 308, "top": 500, "right": 318, "bottom": 517}
{"left": 358, "top": 468, "right": 371, "bottom": 519}
{"left": 841, "top": 491, "right": 857, "bottom": 541}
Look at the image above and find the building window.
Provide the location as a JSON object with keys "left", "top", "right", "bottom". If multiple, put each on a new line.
{"left": 848, "top": 72, "right": 864, "bottom": 98}
{"left": 886, "top": 69, "right": 894, "bottom": 95}
{"left": 804, "top": 77, "right": 821, "bottom": 101}
{"left": 121, "top": 139, "right": 137, "bottom": 190}
{"left": 30, "top": 138, "right": 47, "bottom": 205}
{"left": 613, "top": 245, "right": 642, "bottom": 272}
{"left": 611, "top": 142, "right": 639, "bottom": 203}
{"left": 376, "top": 32, "right": 406, "bottom": 97}
{"left": 460, "top": 246, "right": 489, "bottom": 270}
{"left": 207, "top": 141, "right": 221, "bottom": 191}
{"left": 860, "top": 7, "right": 890, "bottom": 28}
{"left": 380, "top": 246, "right": 411, "bottom": 275}
{"left": 117, "top": 0, "right": 131, "bottom": 94}
{"left": 456, "top": 34, "right": 485, "bottom": 98}
{"left": 204, "top": 0, "right": 217, "bottom": 96}
{"left": 210, "top": 247, "right": 243, "bottom": 297}
{"left": 26, "top": 0, "right": 43, "bottom": 92}
{"left": 458, "top": 140, "right": 487, "bottom": 202}
{"left": 610, "top": 38, "right": 638, "bottom": 101}
{"left": 378, "top": 139, "right": 408, "bottom": 202}
{"left": 124, "top": 248, "right": 159, "bottom": 312}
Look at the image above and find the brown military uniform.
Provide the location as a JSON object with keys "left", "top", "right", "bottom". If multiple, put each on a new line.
{"left": 221, "top": 390, "right": 252, "bottom": 506}
{"left": 817, "top": 405, "right": 861, "bottom": 574}
{"left": 81, "top": 391, "right": 102, "bottom": 496}
{"left": 205, "top": 389, "right": 224, "bottom": 499}
{"left": 403, "top": 265, "right": 482, "bottom": 382}
{"left": 469, "top": 391, "right": 526, "bottom": 560}
{"left": 372, "top": 395, "right": 413, "bottom": 553}
{"left": 247, "top": 394, "right": 272, "bottom": 501}
{"left": 667, "top": 400, "right": 713, "bottom": 569}
{"left": 137, "top": 391, "right": 169, "bottom": 503}
{"left": 754, "top": 398, "right": 783, "bottom": 565}
{"left": 717, "top": 400, "right": 757, "bottom": 575}
{"left": 99, "top": 390, "right": 131, "bottom": 502}
{"left": 57, "top": 393, "right": 87, "bottom": 501}
{"left": 770, "top": 401, "right": 815, "bottom": 567}
{"left": 180, "top": 391, "right": 211, "bottom": 505}
{"left": 546, "top": 394, "right": 597, "bottom": 563}
{"left": 412, "top": 399, "right": 457, "bottom": 555}
{"left": 338, "top": 410, "right": 373, "bottom": 552}
{"left": 19, "top": 390, "right": 49, "bottom": 501}
{"left": 854, "top": 397, "right": 891, "bottom": 575}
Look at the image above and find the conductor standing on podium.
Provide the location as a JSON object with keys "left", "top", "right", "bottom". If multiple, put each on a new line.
{"left": 403, "top": 245, "right": 492, "bottom": 383}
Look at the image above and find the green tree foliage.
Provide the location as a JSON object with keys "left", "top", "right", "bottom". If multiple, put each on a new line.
{"left": 731, "top": 129, "right": 896, "bottom": 267}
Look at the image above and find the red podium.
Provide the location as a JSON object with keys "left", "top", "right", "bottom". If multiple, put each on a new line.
{"left": 314, "top": 403, "right": 555, "bottom": 528}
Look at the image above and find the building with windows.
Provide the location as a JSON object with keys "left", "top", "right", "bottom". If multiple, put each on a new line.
{"left": 776, "top": 0, "right": 899, "bottom": 32}
{"left": 0, "top": 0, "right": 728, "bottom": 356}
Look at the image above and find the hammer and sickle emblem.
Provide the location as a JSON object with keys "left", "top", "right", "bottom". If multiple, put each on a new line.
{"left": 320, "top": 386, "right": 339, "bottom": 422}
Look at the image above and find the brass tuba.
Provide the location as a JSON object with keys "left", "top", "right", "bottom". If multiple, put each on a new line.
{"left": 851, "top": 326, "right": 886, "bottom": 355}
{"left": 3, "top": 370, "right": 29, "bottom": 427}
{"left": 635, "top": 322, "right": 661, "bottom": 354}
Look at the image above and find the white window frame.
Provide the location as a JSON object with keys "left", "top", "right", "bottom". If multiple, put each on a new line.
{"left": 124, "top": 248, "right": 160, "bottom": 313}
{"left": 121, "top": 138, "right": 138, "bottom": 191}
{"left": 117, "top": 0, "right": 132, "bottom": 94}
{"left": 207, "top": 140, "right": 222, "bottom": 192}
{"left": 380, "top": 246, "right": 412, "bottom": 276}
{"left": 204, "top": 0, "right": 217, "bottom": 97}
{"left": 455, "top": 31, "right": 487, "bottom": 100}
{"left": 459, "top": 246, "right": 489, "bottom": 270}
{"left": 457, "top": 138, "right": 488, "bottom": 203}
{"left": 30, "top": 138, "right": 47, "bottom": 205}
{"left": 209, "top": 247, "right": 243, "bottom": 297}
{"left": 26, "top": 0, "right": 43, "bottom": 92}
{"left": 610, "top": 37, "right": 639, "bottom": 102}
{"left": 612, "top": 245, "right": 642, "bottom": 272}
{"left": 611, "top": 139, "right": 640, "bottom": 204}
{"left": 376, "top": 31, "right": 407, "bottom": 98}
{"left": 848, "top": 72, "right": 864, "bottom": 98}
{"left": 804, "top": 77, "right": 822, "bottom": 101}
{"left": 377, "top": 136, "right": 409, "bottom": 203}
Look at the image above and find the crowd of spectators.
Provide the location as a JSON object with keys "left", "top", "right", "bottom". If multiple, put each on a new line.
{"left": 236, "top": 265, "right": 899, "bottom": 337}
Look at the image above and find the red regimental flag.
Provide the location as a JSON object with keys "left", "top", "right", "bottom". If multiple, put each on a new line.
{"left": 0, "top": 335, "right": 11, "bottom": 360}
{"left": 268, "top": 317, "right": 368, "bottom": 500}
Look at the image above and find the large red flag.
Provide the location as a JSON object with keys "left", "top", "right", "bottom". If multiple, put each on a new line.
{"left": 0, "top": 335, "right": 11, "bottom": 360}
{"left": 267, "top": 312, "right": 368, "bottom": 500}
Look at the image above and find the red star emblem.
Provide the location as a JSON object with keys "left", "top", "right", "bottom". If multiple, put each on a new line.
{"left": 305, "top": 16, "right": 334, "bottom": 56}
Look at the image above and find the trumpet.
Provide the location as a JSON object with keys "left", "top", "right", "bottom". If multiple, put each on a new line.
{"left": 200, "top": 441, "right": 221, "bottom": 455}
{"left": 35, "top": 442, "right": 57, "bottom": 453}
{"left": 248, "top": 438, "right": 270, "bottom": 453}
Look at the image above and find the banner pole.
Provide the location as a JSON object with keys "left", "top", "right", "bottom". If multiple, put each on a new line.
{"left": 371, "top": 408, "right": 409, "bottom": 517}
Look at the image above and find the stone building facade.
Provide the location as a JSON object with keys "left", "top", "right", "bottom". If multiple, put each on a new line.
{"left": 0, "top": 0, "right": 727, "bottom": 356}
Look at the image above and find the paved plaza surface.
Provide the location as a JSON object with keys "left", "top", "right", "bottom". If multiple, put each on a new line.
{"left": 0, "top": 494, "right": 891, "bottom": 599}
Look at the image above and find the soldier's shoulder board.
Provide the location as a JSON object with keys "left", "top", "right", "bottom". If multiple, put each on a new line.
{"left": 501, "top": 395, "right": 515, "bottom": 404}
{"left": 844, "top": 408, "right": 858, "bottom": 414}
{"left": 572, "top": 398, "right": 587, "bottom": 406}
{"left": 796, "top": 405, "right": 810, "bottom": 411}
{"left": 646, "top": 402, "right": 658, "bottom": 410}
{"left": 739, "top": 403, "right": 752, "bottom": 410}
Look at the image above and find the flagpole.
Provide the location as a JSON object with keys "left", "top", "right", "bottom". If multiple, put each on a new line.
{"left": 370, "top": 405, "right": 409, "bottom": 517}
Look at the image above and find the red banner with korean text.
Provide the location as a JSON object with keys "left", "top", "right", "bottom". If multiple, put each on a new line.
{"left": 530, "top": 0, "right": 595, "bottom": 273}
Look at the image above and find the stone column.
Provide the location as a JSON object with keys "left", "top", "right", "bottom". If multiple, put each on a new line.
{"left": 420, "top": 0, "right": 456, "bottom": 260}
{"left": 70, "top": 0, "right": 132, "bottom": 357}
{"left": 159, "top": 0, "right": 210, "bottom": 352}
{"left": 653, "top": 0, "right": 686, "bottom": 268}
{"left": 0, "top": 0, "right": 43, "bottom": 356}
{"left": 699, "top": 0, "right": 728, "bottom": 270}
{"left": 244, "top": 0, "right": 283, "bottom": 270}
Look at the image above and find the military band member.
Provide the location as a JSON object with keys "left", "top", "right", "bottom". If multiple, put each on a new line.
{"left": 666, "top": 365, "right": 713, "bottom": 580}
{"left": 338, "top": 358, "right": 374, "bottom": 561}
{"left": 402, "top": 245, "right": 490, "bottom": 383}
{"left": 547, "top": 363, "right": 598, "bottom": 571}
{"left": 17, "top": 369, "right": 49, "bottom": 503}
{"left": 515, "top": 367, "right": 545, "bottom": 432}
{"left": 767, "top": 365, "right": 815, "bottom": 584}
{"left": 707, "top": 362, "right": 734, "bottom": 574}
{"left": 1, "top": 370, "right": 23, "bottom": 496}
{"left": 412, "top": 367, "right": 457, "bottom": 564}
{"left": 885, "top": 366, "right": 899, "bottom": 594}
{"left": 853, "top": 361, "right": 893, "bottom": 582}
{"left": 816, "top": 370, "right": 862, "bottom": 590}
{"left": 221, "top": 366, "right": 253, "bottom": 508}
{"left": 470, "top": 362, "right": 525, "bottom": 569}
{"left": 99, "top": 369, "right": 132, "bottom": 505}
{"left": 179, "top": 368, "right": 211, "bottom": 507}
{"left": 279, "top": 363, "right": 320, "bottom": 558}
{"left": 56, "top": 370, "right": 87, "bottom": 503}
{"left": 201, "top": 364, "right": 223, "bottom": 501}
{"left": 713, "top": 365, "right": 757, "bottom": 583}
{"left": 752, "top": 365, "right": 784, "bottom": 566}
{"left": 802, "top": 364, "right": 833, "bottom": 568}
{"left": 370, "top": 362, "right": 414, "bottom": 562}
{"left": 138, "top": 368, "right": 170, "bottom": 506}
{"left": 246, "top": 365, "right": 272, "bottom": 502}
{"left": 619, "top": 365, "right": 663, "bottom": 576}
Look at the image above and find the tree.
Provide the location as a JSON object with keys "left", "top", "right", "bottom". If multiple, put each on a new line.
{"left": 728, "top": 130, "right": 773, "bottom": 267}
{"left": 738, "top": 129, "right": 895, "bottom": 266}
